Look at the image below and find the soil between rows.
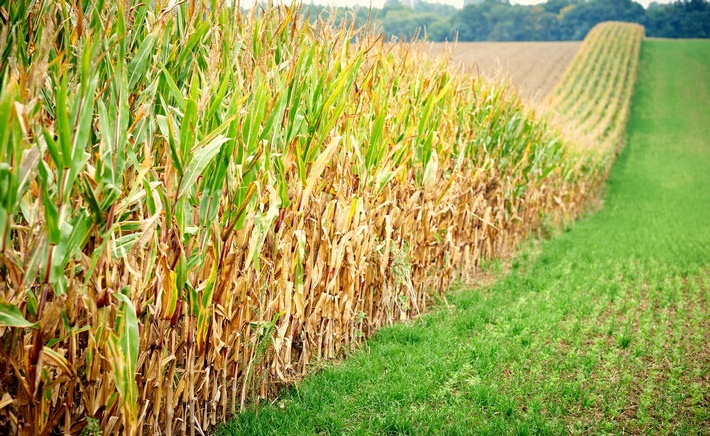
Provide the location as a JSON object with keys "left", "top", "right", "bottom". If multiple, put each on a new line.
{"left": 427, "top": 41, "right": 581, "bottom": 101}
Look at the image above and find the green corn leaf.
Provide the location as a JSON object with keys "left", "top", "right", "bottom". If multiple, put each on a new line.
{"left": 99, "top": 184, "right": 122, "bottom": 212}
{"left": 55, "top": 76, "right": 72, "bottom": 171}
{"left": 176, "top": 250, "right": 187, "bottom": 295}
{"left": 175, "top": 196, "right": 186, "bottom": 236}
{"left": 0, "top": 164, "right": 10, "bottom": 206}
{"left": 117, "top": 221, "right": 142, "bottom": 233}
{"left": 0, "top": 302, "right": 38, "bottom": 328}
{"left": 205, "top": 70, "right": 231, "bottom": 121}
{"left": 45, "top": 325, "right": 90, "bottom": 348}
{"left": 221, "top": 181, "right": 257, "bottom": 239}
{"left": 127, "top": 32, "right": 156, "bottom": 89}
{"left": 48, "top": 216, "right": 73, "bottom": 285}
{"left": 25, "top": 289, "right": 38, "bottom": 318}
{"left": 376, "top": 169, "right": 397, "bottom": 194}
{"left": 108, "top": 291, "right": 139, "bottom": 420}
{"left": 0, "top": 77, "right": 16, "bottom": 153}
{"left": 79, "top": 33, "right": 94, "bottom": 92}
{"left": 196, "top": 247, "right": 218, "bottom": 351}
{"left": 113, "top": 292, "right": 139, "bottom": 374}
{"left": 186, "top": 283, "right": 198, "bottom": 318}
{"left": 115, "top": 3, "right": 127, "bottom": 62}
{"left": 131, "top": 2, "right": 150, "bottom": 46}
{"left": 366, "top": 110, "right": 387, "bottom": 171}
{"left": 199, "top": 126, "right": 236, "bottom": 225}
{"left": 156, "top": 113, "right": 184, "bottom": 174}
{"left": 0, "top": 186, "right": 14, "bottom": 249}
{"left": 81, "top": 175, "right": 103, "bottom": 224}
{"left": 177, "top": 135, "right": 229, "bottom": 200}
{"left": 111, "top": 233, "right": 141, "bottom": 259}
{"left": 97, "top": 100, "right": 114, "bottom": 161}
{"left": 273, "top": 158, "right": 290, "bottom": 208}
{"left": 176, "top": 21, "right": 211, "bottom": 69}
{"left": 247, "top": 186, "right": 281, "bottom": 272}
{"left": 294, "top": 229, "right": 306, "bottom": 315}
{"left": 38, "top": 169, "right": 61, "bottom": 245}
{"left": 260, "top": 91, "right": 288, "bottom": 144}
{"left": 244, "top": 83, "right": 268, "bottom": 155}
{"left": 179, "top": 99, "right": 197, "bottom": 160}
{"left": 143, "top": 179, "right": 157, "bottom": 216}
{"left": 58, "top": 210, "right": 91, "bottom": 270}
{"left": 114, "top": 71, "right": 130, "bottom": 181}
{"left": 82, "top": 220, "right": 119, "bottom": 291}
{"left": 161, "top": 66, "right": 186, "bottom": 111}
{"left": 182, "top": 61, "right": 196, "bottom": 97}
{"left": 65, "top": 75, "right": 97, "bottom": 201}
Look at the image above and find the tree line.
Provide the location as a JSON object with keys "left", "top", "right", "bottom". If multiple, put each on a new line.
{"left": 300, "top": 0, "right": 710, "bottom": 41}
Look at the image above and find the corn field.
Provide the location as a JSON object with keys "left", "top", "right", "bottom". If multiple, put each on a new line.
{"left": 547, "top": 21, "right": 644, "bottom": 161}
{"left": 0, "top": 2, "right": 641, "bottom": 434}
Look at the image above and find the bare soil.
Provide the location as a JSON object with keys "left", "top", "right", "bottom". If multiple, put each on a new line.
{"left": 427, "top": 41, "right": 581, "bottom": 101}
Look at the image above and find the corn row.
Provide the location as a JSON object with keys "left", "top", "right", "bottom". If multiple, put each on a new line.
{"left": 547, "top": 22, "right": 645, "bottom": 161}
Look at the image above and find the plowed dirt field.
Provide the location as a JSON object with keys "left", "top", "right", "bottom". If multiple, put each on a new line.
{"left": 427, "top": 42, "right": 581, "bottom": 101}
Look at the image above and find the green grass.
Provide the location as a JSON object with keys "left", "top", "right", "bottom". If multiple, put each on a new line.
{"left": 217, "top": 40, "right": 710, "bottom": 436}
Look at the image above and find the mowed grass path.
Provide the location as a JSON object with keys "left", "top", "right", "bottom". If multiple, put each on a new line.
{"left": 218, "top": 40, "right": 710, "bottom": 435}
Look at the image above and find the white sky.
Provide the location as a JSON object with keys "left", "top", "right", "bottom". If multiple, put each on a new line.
{"left": 291, "top": 0, "right": 674, "bottom": 9}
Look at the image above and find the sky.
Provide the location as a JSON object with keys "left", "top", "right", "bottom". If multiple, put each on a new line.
{"left": 289, "top": 0, "right": 675, "bottom": 9}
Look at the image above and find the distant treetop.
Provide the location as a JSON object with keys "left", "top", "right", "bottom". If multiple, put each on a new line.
{"left": 301, "top": 0, "right": 710, "bottom": 41}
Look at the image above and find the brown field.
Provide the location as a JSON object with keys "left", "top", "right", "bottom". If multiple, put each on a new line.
{"left": 427, "top": 41, "right": 581, "bottom": 101}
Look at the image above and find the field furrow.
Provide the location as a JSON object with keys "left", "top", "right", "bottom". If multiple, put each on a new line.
{"left": 427, "top": 41, "right": 581, "bottom": 101}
